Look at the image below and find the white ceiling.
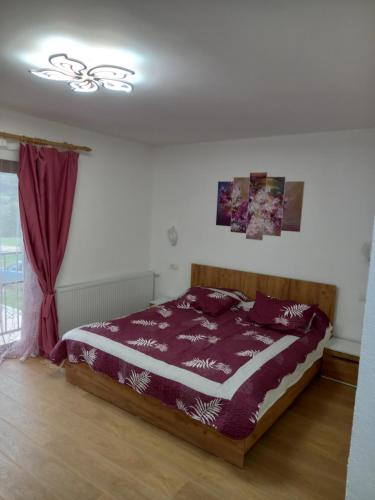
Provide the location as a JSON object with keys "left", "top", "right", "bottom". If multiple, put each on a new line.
{"left": 0, "top": 0, "right": 374, "bottom": 145}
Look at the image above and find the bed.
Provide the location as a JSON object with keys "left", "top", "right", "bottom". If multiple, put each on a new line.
{"left": 51, "top": 263, "right": 336, "bottom": 467}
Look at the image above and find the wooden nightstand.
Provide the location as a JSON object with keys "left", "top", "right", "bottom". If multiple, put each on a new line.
{"left": 321, "top": 338, "right": 360, "bottom": 386}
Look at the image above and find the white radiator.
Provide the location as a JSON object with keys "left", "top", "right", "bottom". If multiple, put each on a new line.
{"left": 56, "top": 271, "right": 155, "bottom": 337}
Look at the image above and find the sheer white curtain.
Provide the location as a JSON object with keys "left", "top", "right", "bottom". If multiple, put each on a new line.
{"left": 0, "top": 256, "right": 43, "bottom": 363}
{"left": 0, "top": 159, "right": 43, "bottom": 364}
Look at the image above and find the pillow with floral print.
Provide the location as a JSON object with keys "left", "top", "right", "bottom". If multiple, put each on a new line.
{"left": 248, "top": 291, "right": 317, "bottom": 333}
{"left": 173, "top": 286, "right": 250, "bottom": 316}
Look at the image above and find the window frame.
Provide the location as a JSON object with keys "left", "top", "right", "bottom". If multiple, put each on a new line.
{"left": 0, "top": 159, "right": 18, "bottom": 174}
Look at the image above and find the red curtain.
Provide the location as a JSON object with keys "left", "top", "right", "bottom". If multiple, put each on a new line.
{"left": 18, "top": 144, "right": 78, "bottom": 356}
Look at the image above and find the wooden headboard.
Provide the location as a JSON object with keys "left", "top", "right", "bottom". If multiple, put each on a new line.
{"left": 191, "top": 263, "right": 337, "bottom": 323}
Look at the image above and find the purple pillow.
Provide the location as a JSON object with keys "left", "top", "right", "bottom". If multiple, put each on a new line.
{"left": 173, "top": 286, "right": 247, "bottom": 316}
{"left": 248, "top": 291, "right": 317, "bottom": 333}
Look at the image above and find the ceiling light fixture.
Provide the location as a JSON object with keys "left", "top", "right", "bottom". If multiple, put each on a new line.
{"left": 30, "top": 53, "right": 134, "bottom": 93}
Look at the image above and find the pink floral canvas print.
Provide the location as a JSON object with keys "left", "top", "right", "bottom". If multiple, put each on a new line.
{"left": 231, "top": 177, "right": 250, "bottom": 233}
{"left": 246, "top": 172, "right": 267, "bottom": 240}
{"left": 216, "top": 181, "right": 233, "bottom": 226}
{"left": 262, "top": 177, "right": 285, "bottom": 236}
{"left": 281, "top": 181, "right": 304, "bottom": 231}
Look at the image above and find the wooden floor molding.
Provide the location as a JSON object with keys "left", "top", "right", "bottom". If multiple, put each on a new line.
{"left": 0, "top": 358, "right": 355, "bottom": 500}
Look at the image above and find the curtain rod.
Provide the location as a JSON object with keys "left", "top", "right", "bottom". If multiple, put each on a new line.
{"left": 0, "top": 131, "right": 92, "bottom": 153}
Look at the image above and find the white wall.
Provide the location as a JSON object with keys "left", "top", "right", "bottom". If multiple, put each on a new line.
{"left": 150, "top": 129, "right": 375, "bottom": 342}
{"left": 0, "top": 108, "right": 153, "bottom": 286}
{"left": 1, "top": 109, "right": 374, "bottom": 342}
{"left": 346, "top": 219, "right": 375, "bottom": 499}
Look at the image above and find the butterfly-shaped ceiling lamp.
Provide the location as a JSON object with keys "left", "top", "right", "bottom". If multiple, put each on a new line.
{"left": 30, "top": 53, "right": 134, "bottom": 93}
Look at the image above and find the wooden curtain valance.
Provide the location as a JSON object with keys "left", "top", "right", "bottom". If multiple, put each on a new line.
{"left": 0, "top": 131, "right": 92, "bottom": 153}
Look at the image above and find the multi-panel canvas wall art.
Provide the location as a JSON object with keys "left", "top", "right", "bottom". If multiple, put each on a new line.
{"left": 216, "top": 181, "right": 233, "bottom": 226}
{"left": 231, "top": 177, "right": 250, "bottom": 233}
{"left": 216, "top": 173, "right": 304, "bottom": 240}
{"left": 247, "top": 172, "right": 267, "bottom": 240}
{"left": 263, "top": 177, "right": 285, "bottom": 237}
{"left": 281, "top": 181, "right": 305, "bottom": 231}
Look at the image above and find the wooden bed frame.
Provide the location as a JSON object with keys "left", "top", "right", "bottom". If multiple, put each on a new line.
{"left": 64, "top": 263, "right": 337, "bottom": 467}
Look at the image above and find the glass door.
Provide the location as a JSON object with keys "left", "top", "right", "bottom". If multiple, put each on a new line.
{"left": 0, "top": 162, "right": 24, "bottom": 346}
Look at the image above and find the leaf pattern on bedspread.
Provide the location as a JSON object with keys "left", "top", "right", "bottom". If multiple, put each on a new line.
{"left": 176, "top": 301, "right": 192, "bottom": 309}
{"left": 182, "top": 358, "right": 232, "bottom": 374}
{"left": 207, "top": 291, "right": 226, "bottom": 299}
{"left": 191, "top": 317, "right": 218, "bottom": 330}
{"left": 235, "top": 317, "right": 251, "bottom": 326}
{"left": 282, "top": 304, "right": 310, "bottom": 318}
{"left": 85, "top": 321, "right": 119, "bottom": 333}
{"left": 191, "top": 398, "right": 223, "bottom": 424}
{"left": 131, "top": 319, "right": 158, "bottom": 327}
{"left": 86, "top": 321, "right": 111, "bottom": 329}
{"left": 81, "top": 347, "right": 97, "bottom": 367}
{"left": 176, "top": 397, "right": 223, "bottom": 425}
{"left": 183, "top": 358, "right": 217, "bottom": 370}
{"left": 274, "top": 316, "right": 289, "bottom": 326}
{"left": 207, "top": 336, "right": 220, "bottom": 344}
{"left": 242, "top": 331, "right": 274, "bottom": 345}
{"left": 214, "top": 362, "right": 232, "bottom": 375}
{"left": 242, "top": 329, "right": 260, "bottom": 336}
{"left": 236, "top": 350, "right": 261, "bottom": 358}
{"left": 158, "top": 322, "right": 170, "bottom": 330}
{"left": 231, "top": 301, "right": 254, "bottom": 312}
{"left": 176, "top": 399, "right": 190, "bottom": 413}
{"left": 126, "top": 337, "right": 168, "bottom": 352}
{"left": 177, "top": 334, "right": 220, "bottom": 344}
{"left": 156, "top": 306, "right": 172, "bottom": 318}
{"left": 249, "top": 403, "right": 261, "bottom": 424}
{"left": 125, "top": 370, "right": 151, "bottom": 394}
{"left": 130, "top": 319, "right": 170, "bottom": 329}
{"left": 200, "top": 318, "right": 218, "bottom": 330}
{"left": 251, "top": 333, "right": 274, "bottom": 345}
{"left": 177, "top": 334, "right": 206, "bottom": 342}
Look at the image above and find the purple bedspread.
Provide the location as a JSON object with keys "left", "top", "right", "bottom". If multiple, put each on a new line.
{"left": 50, "top": 300, "right": 329, "bottom": 439}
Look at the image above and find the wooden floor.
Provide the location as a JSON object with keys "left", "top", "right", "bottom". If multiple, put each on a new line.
{"left": 0, "top": 359, "right": 355, "bottom": 500}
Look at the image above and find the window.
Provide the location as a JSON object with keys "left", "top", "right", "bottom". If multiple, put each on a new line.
{"left": 0, "top": 160, "right": 23, "bottom": 346}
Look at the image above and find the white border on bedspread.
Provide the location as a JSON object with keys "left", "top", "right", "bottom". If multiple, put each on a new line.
{"left": 258, "top": 325, "right": 332, "bottom": 419}
{"left": 62, "top": 328, "right": 298, "bottom": 400}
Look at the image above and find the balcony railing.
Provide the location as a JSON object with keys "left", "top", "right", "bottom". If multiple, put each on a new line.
{"left": 0, "top": 250, "right": 23, "bottom": 346}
